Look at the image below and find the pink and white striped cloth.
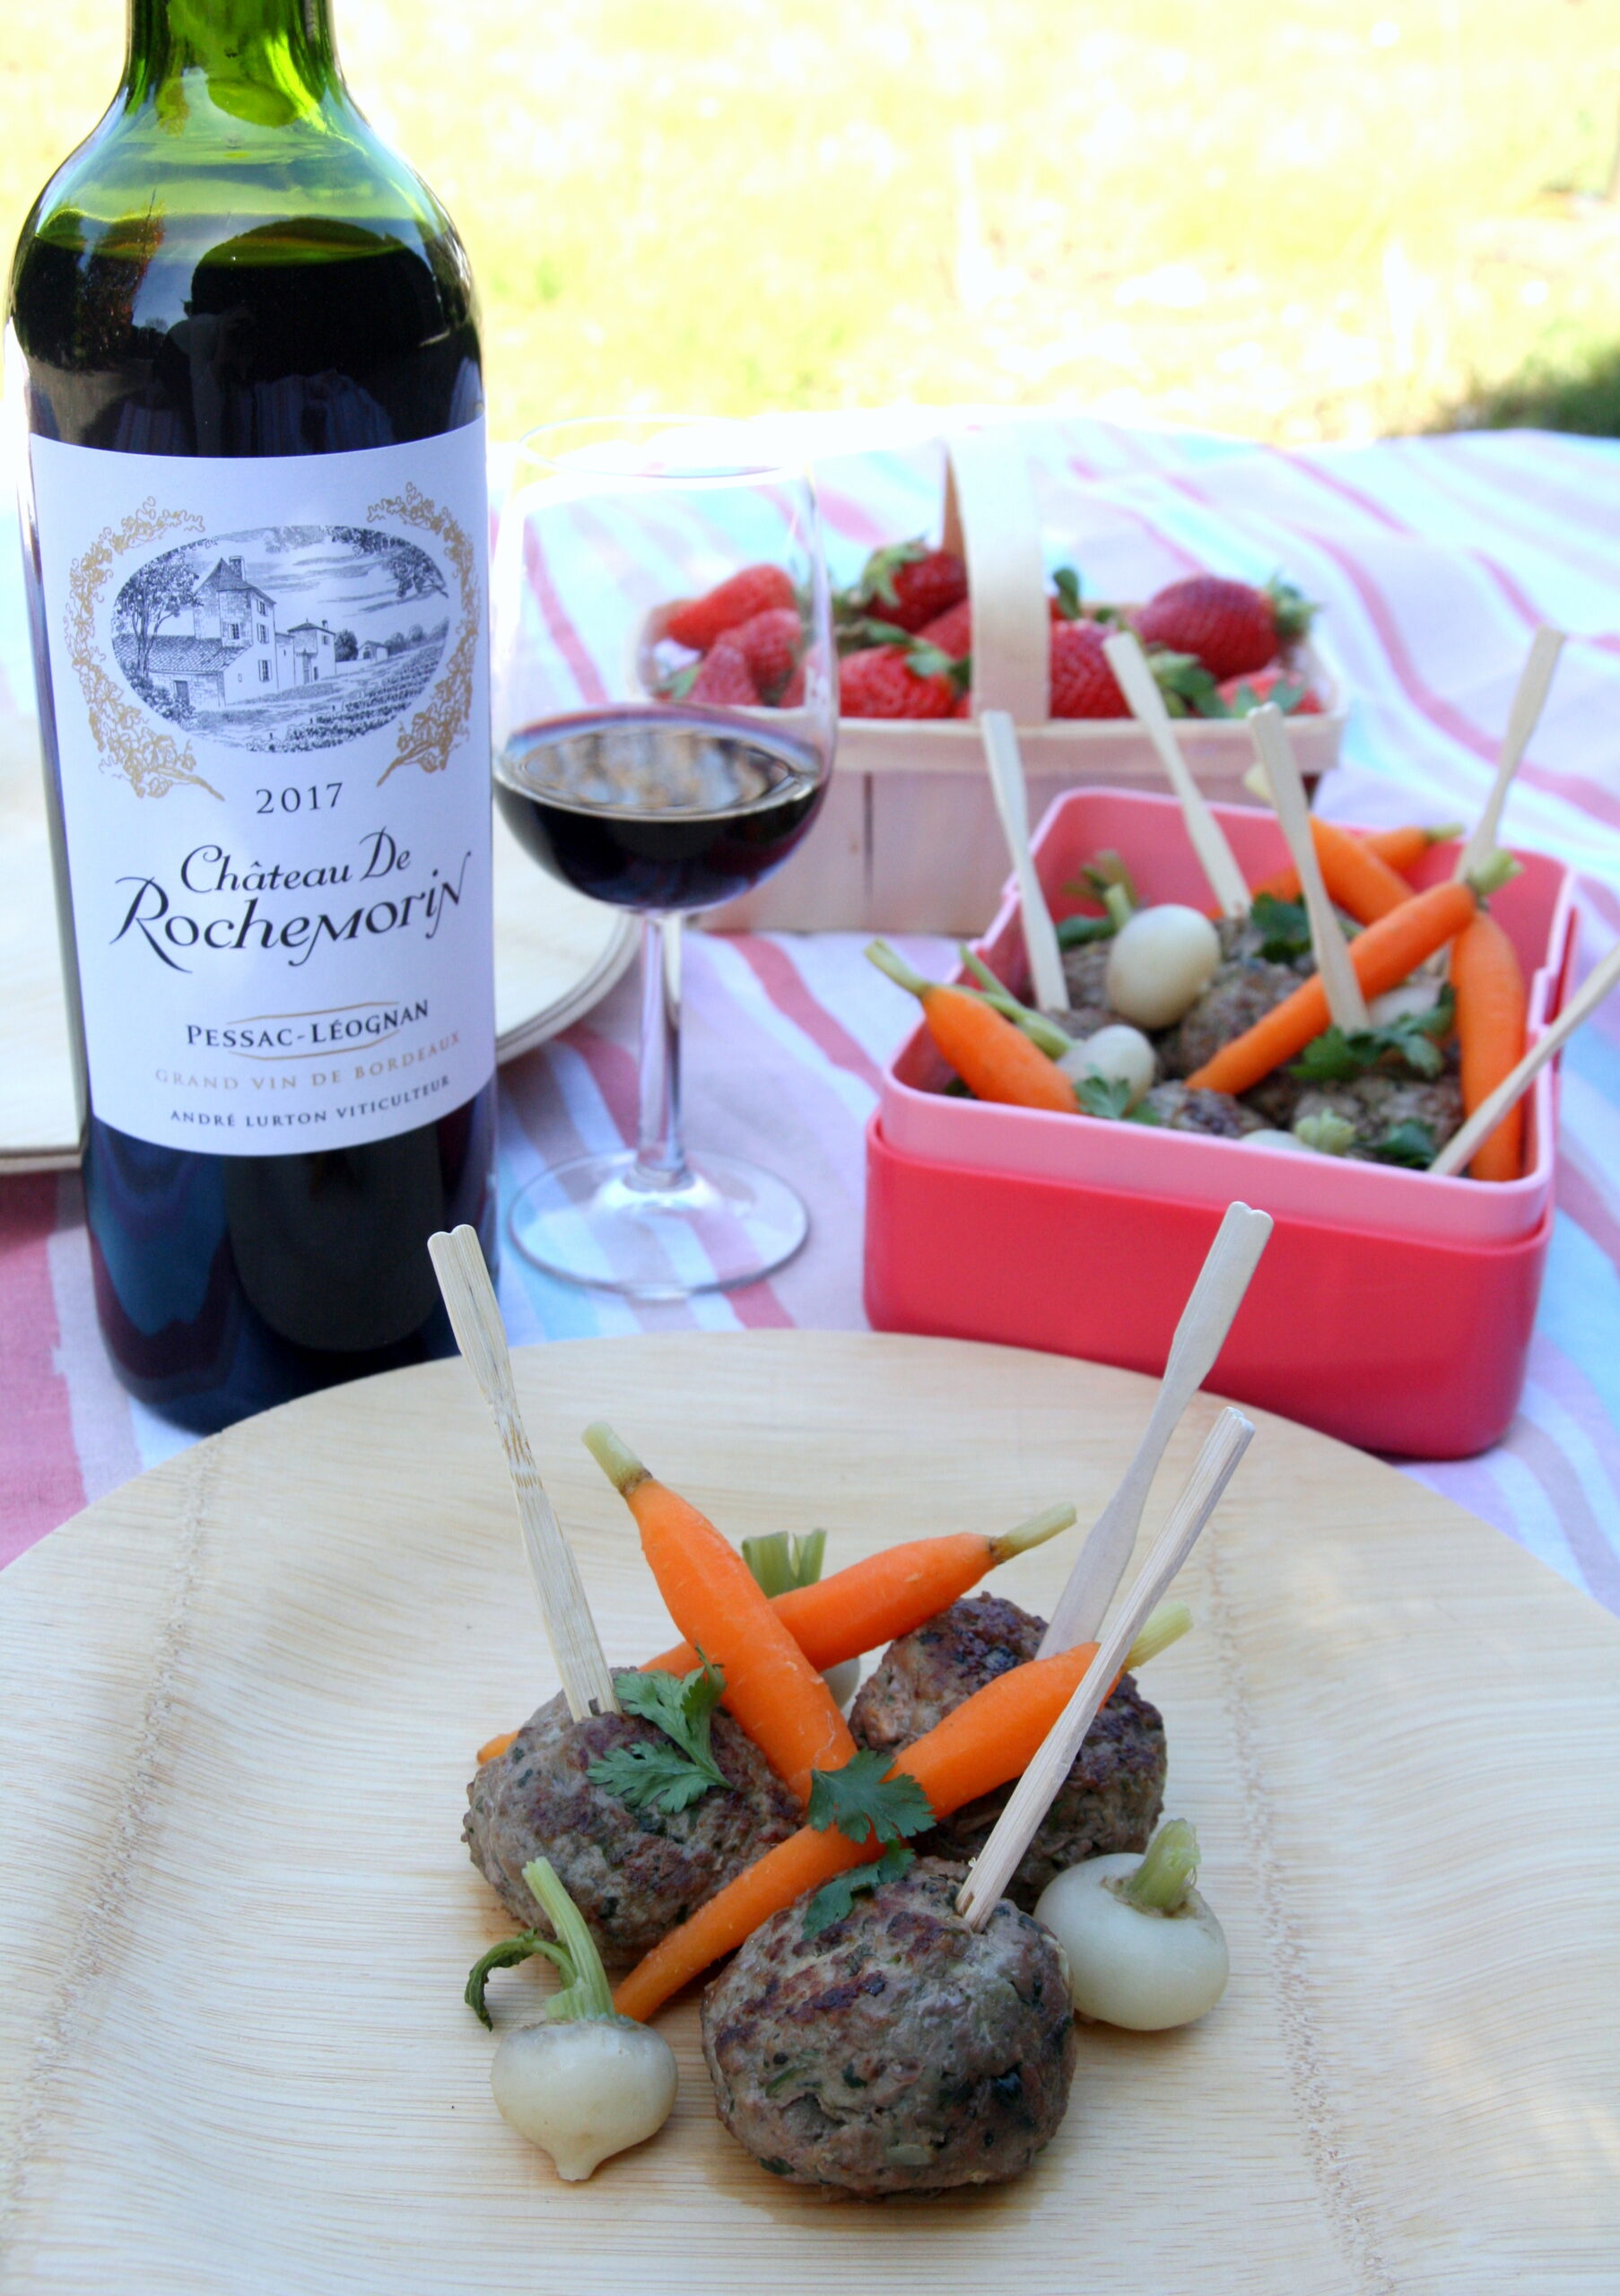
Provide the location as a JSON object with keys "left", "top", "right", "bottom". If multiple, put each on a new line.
{"left": 5, "top": 413, "right": 1620, "bottom": 1618}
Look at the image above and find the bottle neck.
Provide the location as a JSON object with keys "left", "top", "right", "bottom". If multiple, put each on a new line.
{"left": 124, "top": 0, "right": 341, "bottom": 110}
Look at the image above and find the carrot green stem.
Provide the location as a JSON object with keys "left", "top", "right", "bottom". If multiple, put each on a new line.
{"left": 1425, "top": 822, "right": 1465, "bottom": 844}
{"left": 957, "top": 947, "right": 1075, "bottom": 1057}
{"left": 1468, "top": 851, "right": 1523, "bottom": 900}
{"left": 522, "top": 1857, "right": 619, "bottom": 2022}
{"left": 865, "top": 939, "right": 930, "bottom": 998}
{"left": 582, "top": 1421, "right": 649, "bottom": 1498}
{"left": 989, "top": 1501, "right": 1077, "bottom": 1563}
{"left": 1123, "top": 1598, "right": 1192, "bottom": 1671}
{"left": 1119, "top": 1818, "right": 1200, "bottom": 1914}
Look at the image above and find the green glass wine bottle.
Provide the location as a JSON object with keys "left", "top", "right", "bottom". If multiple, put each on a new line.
{"left": 7, "top": 0, "right": 498, "bottom": 1431}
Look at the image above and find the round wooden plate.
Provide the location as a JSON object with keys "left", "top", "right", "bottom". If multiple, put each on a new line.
{"left": 0, "top": 709, "right": 635, "bottom": 1172}
{"left": 1, "top": 1333, "right": 1615, "bottom": 2293}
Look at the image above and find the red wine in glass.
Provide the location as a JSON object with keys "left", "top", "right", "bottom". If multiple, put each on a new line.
{"left": 494, "top": 706, "right": 825, "bottom": 912}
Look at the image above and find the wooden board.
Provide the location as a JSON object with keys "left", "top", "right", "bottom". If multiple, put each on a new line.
{"left": 1, "top": 1331, "right": 1616, "bottom": 2294}
{"left": 0, "top": 706, "right": 635, "bottom": 1170}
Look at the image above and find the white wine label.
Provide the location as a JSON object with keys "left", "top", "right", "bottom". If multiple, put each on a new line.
{"left": 30, "top": 422, "right": 494, "bottom": 1155}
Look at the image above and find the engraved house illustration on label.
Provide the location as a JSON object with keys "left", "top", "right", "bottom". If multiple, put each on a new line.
{"left": 113, "top": 523, "right": 452, "bottom": 754}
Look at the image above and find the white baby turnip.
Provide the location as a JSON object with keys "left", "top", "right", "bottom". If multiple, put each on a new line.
{"left": 1105, "top": 906, "right": 1222, "bottom": 1030}
{"left": 1058, "top": 1022, "right": 1157, "bottom": 1109}
{"left": 475, "top": 1856, "right": 677, "bottom": 2181}
{"left": 1035, "top": 1819, "right": 1229, "bottom": 2031}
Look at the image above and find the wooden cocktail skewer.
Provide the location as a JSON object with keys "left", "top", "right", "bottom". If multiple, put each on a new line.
{"left": 1102, "top": 629, "right": 1250, "bottom": 920}
{"left": 1038, "top": 1200, "right": 1272, "bottom": 1657}
{"left": 1455, "top": 625, "right": 1564, "bottom": 885}
{"left": 980, "top": 708, "right": 1068, "bottom": 1018}
{"left": 1429, "top": 938, "right": 1620, "bottom": 1178}
{"left": 958, "top": 1405, "right": 1254, "bottom": 1929}
{"left": 1249, "top": 702, "right": 1370, "bottom": 1033}
{"left": 428, "top": 1224, "right": 619, "bottom": 1720}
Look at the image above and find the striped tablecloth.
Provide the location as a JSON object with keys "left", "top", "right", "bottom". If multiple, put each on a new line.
{"left": 5, "top": 413, "right": 1620, "bottom": 1619}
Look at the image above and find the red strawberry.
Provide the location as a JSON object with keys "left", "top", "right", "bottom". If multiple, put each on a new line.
{"left": 776, "top": 663, "right": 806, "bottom": 709}
{"left": 849, "top": 541, "right": 967, "bottom": 634}
{"left": 665, "top": 564, "right": 796, "bottom": 652}
{"left": 1134, "top": 574, "right": 1315, "bottom": 682}
{"left": 839, "top": 641, "right": 959, "bottom": 720}
{"left": 917, "top": 598, "right": 972, "bottom": 658}
{"left": 1049, "top": 620, "right": 1128, "bottom": 718}
{"left": 727, "top": 606, "right": 802, "bottom": 699}
{"left": 953, "top": 691, "right": 972, "bottom": 717}
{"left": 687, "top": 641, "right": 759, "bottom": 706}
{"left": 1216, "top": 664, "right": 1323, "bottom": 716}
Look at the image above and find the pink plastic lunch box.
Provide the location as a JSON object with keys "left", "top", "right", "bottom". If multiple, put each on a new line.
{"left": 863, "top": 787, "right": 1578, "bottom": 1459}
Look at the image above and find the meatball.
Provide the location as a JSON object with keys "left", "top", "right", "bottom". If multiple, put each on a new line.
{"left": 849, "top": 1595, "right": 1166, "bottom": 1909}
{"left": 1243, "top": 1060, "right": 1464, "bottom": 1158}
{"left": 464, "top": 1692, "right": 798, "bottom": 1968}
{"left": 701, "top": 1857, "right": 1076, "bottom": 2195}
{"left": 1059, "top": 939, "right": 1117, "bottom": 1036}
{"left": 1142, "top": 1080, "right": 1265, "bottom": 1137}
{"left": 1156, "top": 947, "right": 1308, "bottom": 1078}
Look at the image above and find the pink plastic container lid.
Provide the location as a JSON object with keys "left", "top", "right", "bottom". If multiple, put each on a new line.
{"left": 878, "top": 787, "right": 1576, "bottom": 1247}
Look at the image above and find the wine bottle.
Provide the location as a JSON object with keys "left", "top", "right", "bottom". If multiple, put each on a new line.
{"left": 7, "top": 0, "right": 498, "bottom": 1432}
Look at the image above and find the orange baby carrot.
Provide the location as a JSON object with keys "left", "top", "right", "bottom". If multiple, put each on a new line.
{"left": 1187, "top": 878, "right": 1478, "bottom": 1095}
{"left": 866, "top": 941, "right": 1077, "bottom": 1114}
{"left": 584, "top": 1423, "right": 855, "bottom": 1805}
{"left": 1450, "top": 909, "right": 1529, "bottom": 1181}
{"left": 1304, "top": 818, "right": 1419, "bottom": 923}
{"left": 476, "top": 1729, "right": 519, "bottom": 1766}
{"left": 614, "top": 1637, "right": 1107, "bottom": 2022}
{"left": 643, "top": 1507, "right": 1072, "bottom": 1678}
{"left": 1249, "top": 822, "right": 1460, "bottom": 906}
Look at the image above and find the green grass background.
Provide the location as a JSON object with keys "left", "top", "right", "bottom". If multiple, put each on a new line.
{"left": 8, "top": 0, "right": 1620, "bottom": 439}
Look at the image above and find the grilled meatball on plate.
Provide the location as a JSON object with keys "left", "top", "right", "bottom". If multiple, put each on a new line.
{"left": 465, "top": 1692, "right": 798, "bottom": 1969}
{"left": 701, "top": 1857, "right": 1077, "bottom": 2196}
{"left": 850, "top": 1594, "right": 1167, "bottom": 1908}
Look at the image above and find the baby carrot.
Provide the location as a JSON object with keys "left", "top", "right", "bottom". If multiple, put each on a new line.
{"left": 1304, "top": 819, "right": 1420, "bottom": 923}
{"left": 866, "top": 941, "right": 1077, "bottom": 1114}
{"left": 614, "top": 1638, "right": 1105, "bottom": 2022}
{"left": 644, "top": 1505, "right": 1074, "bottom": 1677}
{"left": 1249, "top": 822, "right": 1460, "bottom": 906}
{"left": 1450, "top": 909, "right": 1528, "bottom": 1181}
{"left": 1188, "top": 877, "right": 1478, "bottom": 1095}
{"left": 583, "top": 1423, "right": 855, "bottom": 1805}
{"left": 476, "top": 1729, "right": 519, "bottom": 1766}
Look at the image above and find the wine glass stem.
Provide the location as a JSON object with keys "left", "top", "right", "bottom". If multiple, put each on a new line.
{"left": 633, "top": 912, "right": 689, "bottom": 1190}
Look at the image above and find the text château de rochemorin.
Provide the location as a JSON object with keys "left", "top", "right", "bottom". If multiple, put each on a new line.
{"left": 8, "top": 0, "right": 499, "bottom": 1429}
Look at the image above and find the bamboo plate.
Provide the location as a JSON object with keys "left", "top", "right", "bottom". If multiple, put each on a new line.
{"left": 1, "top": 1332, "right": 1616, "bottom": 2293}
{"left": 0, "top": 706, "right": 635, "bottom": 1173}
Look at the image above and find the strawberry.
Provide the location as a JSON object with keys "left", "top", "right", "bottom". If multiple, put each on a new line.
{"left": 839, "top": 640, "right": 961, "bottom": 719}
{"left": 846, "top": 540, "right": 967, "bottom": 634}
{"left": 665, "top": 564, "right": 796, "bottom": 652}
{"left": 916, "top": 598, "right": 972, "bottom": 658}
{"left": 727, "top": 606, "right": 802, "bottom": 700}
{"left": 1134, "top": 573, "right": 1315, "bottom": 682}
{"left": 1215, "top": 665, "right": 1323, "bottom": 716}
{"left": 1049, "top": 620, "right": 1128, "bottom": 718}
{"left": 687, "top": 641, "right": 759, "bottom": 706}
{"left": 776, "top": 663, "right": 807, "bottom": 709}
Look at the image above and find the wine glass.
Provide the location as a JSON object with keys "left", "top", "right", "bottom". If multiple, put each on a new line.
{"left": 491, "top": 417, "right": 837, "bottom": 1298}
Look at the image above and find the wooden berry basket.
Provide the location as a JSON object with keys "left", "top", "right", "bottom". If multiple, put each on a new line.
{"left": 710, "top": 430, "right": 1346, "bottom": 935}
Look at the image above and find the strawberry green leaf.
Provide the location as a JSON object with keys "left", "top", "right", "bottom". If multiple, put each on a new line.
{"left": 1051, "top": 565, "right": 1084, "bottom": 621}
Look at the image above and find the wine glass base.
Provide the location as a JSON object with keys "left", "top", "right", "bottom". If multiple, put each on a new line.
{"left": 507, "top": 1151, "right": 808, "bottom": 1300}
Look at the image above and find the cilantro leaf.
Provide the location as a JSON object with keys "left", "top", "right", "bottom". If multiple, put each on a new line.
{"left": 1075, "top": 1073, "right": 1135, "bottom": 1121}
{"left": 1250, "top": 892, "right": 1313, "bottom": 962}
{"left": 588, "top": 1659, "right": 729, "bottom": 1815}
{"left": 1056, "top": 913, "right": 1116, "bottom": 947}
{"left": 1370, "top": 1120, "right": 1436, "bottom": 1169}
{"left": 1290, "top": 987, "right": 1454, "bottom": 1084}
{"left": 806, "top": 1750, "right": 936, "bottom": 1847}
{"left": 586, "top": 1739, "right": 720, "bottom": 1815}
{"left": 802, "top": 1842, "right": 918, "bottom": 1939}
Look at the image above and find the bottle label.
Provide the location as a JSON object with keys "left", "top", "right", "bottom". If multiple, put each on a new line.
{"left": 30, "top": 422, "right": 495, "bottom": 1155}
